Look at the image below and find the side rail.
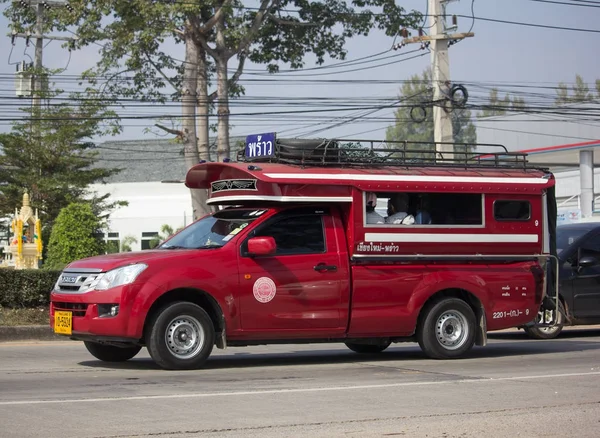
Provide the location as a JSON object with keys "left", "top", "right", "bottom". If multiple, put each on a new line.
{"left": 528, "top": 253, "right": 566, "bottom": 329}
{"left": 237, "top": 138, "right": 541, "bottom": 170}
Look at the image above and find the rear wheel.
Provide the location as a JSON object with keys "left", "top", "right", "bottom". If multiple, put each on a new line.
{"left": 523, "top": 301, "right": 565, "bottom": 340}
{"left": 345, "top": 341, "right": 391, "bottom": 354}
{"left": 84, "top": 341, "right": 141, "bottom": 362}
{"left": 146, "top": 302, "right": 215, "bottom": 370}
{"left": 417, "top": 298, "right": 476, "bottom": 359}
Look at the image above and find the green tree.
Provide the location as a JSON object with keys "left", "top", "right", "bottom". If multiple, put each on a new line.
{"left": 120, "top": 235, "right": 138, "bottom": 252}
{"left": 3, "top": 0, "right": 420, "bottom": 218}
{"left": 150, "top": 224, "right": 183, "bottom": 249}
{"left": 555, "top": 82, "right": 569, "bottom": 105}
{"left": 555, "top": 74, "right": 594, "bottom": 104}
{"left": 478, "top": 89, "right": 509, "bottom": 118}
{"left": 511, "top": 96, "right": 528, "bottom": 112}
{"left": 45, "top": 202, "right": 106, "bottom": 270}
{"left": 385, "top": 70, "right": 477, "bottom": 158}
{"left": 573, "top": 74, "right": 592, "bottom": 101}
{"left": 478, "top": 89, "right": 528, "bottom": 118}
{"left": 0, "top": 89, "right": 124, "bottom": 238}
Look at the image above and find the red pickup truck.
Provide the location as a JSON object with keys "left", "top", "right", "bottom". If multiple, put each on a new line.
{"left": 50, "top": 138, "right": 557, "bottom": 369}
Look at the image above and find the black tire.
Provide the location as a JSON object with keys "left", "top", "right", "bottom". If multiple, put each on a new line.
{"left": 146, "top": 302, "right": 215, "bottom": 370}
{"left": 523, "top": 301, "right": 565, "bottom": 340}
{"left": 84, "top": 341, "right": 141, "bottom": 362}
{"left": 278, "top": 138, "right": 330, "bottom": 149}
{"left": 345, "top": 341, "right": 391, "bottom": 354}
{"left": 277, "top": 138, "right": 339, "bottom": 162}
{"left": 417, "top": 298, "right": 476, "bottom": 359}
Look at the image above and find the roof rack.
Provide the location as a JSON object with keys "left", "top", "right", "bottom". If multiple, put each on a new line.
{"left": 237, "top": 138, "right": 538, "bottom": 170}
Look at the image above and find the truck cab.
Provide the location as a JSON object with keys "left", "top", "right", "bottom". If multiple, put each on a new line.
{"left": 50, "top": 137, "right": 557, "bottom": 369}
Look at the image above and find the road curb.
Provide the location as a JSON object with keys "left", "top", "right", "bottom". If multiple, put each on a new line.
{"left": 0, "top": 325, "right": 63, "bottom": 342}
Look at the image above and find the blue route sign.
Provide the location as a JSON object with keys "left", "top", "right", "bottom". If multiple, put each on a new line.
{"left": 245, "top": 133, "right": 276, "bottom": 158}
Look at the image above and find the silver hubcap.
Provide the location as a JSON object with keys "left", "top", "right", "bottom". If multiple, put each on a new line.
{"left": 435, "top": 310, "right": 469, "bottom": 350}
{"left": 165, "top": 315, "right": 204, "bottom": 359}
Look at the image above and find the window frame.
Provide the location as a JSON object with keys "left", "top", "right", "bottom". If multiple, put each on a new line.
{"left": 493, "top": 199, "right": 532, "bottom": 222}
{"left": 241, "top": 208, "right": 328, "bottom": 257}
{"left": 362, "top": 191, "right": 486, "bottom": 228}
{"left": 141, "top": 231, "right": 159, "bottom": 250}
{"left": 100, "top": 231, "right": 121, "bottom": 253}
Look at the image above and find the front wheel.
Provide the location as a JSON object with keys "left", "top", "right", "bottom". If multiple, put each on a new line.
{"left": 345, "top": 341, "right": 391, "bottom": 354}
{"left": 523, "top": 301, "right": 565, "bottom": 340}
{"left": 417, "top": 298, "right": 476, "bottom": 359}
{"left": 84, "top": 341, "right": 141, "bottom": 362}
{"left": 146, "top": 302, "right": 215, "bottom": 370}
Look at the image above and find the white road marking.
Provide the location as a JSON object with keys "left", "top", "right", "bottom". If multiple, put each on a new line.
{"left": 1, "top": 371, "right": 599, "bottom": 406}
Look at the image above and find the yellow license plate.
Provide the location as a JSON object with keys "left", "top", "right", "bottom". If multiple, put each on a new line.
{"left": 54, "top": 311, "right": 72, "bottom": 335}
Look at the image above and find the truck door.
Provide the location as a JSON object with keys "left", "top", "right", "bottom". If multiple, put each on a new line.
{"left": 237, "top": 207, "right": 349, "bottom": 337}
{"left": 571, "top": 232, "right": 600, "bottom": 318}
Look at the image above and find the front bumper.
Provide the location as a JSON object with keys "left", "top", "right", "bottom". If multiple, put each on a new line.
{"left": 50, "top": 284, "right": 143, "bottom": 340}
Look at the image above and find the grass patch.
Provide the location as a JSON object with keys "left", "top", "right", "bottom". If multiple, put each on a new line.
{"left": 0, "top": 306, "right": 49, "bottom": 326}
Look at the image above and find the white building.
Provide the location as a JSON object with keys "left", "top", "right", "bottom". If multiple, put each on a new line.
{"left": 90, "top": 137, "right": 246, "bottom": 252}
{"left": 89, "top": 139, "right": 193, "bottom": 252}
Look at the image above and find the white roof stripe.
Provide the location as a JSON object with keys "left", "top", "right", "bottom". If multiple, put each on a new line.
{"left": 263, "top": 173, "right": 549, "bottom": 185}
{"left": 364, "top": 233, "right": 539, "bottom": 243}
{"left": 207, "top": 195, "right": 353, "bottom": 204}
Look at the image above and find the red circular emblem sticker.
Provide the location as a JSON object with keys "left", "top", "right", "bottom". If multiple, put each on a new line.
{"left": 253, "top": 277, "right": 277, "bottom": 303}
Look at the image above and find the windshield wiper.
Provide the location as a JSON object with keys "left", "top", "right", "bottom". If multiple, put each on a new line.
{"left": 194, "top": 244, "right": 223, "bottom": 249}
{"left": 159, "top": 245, "right": 188, "bottom": 250}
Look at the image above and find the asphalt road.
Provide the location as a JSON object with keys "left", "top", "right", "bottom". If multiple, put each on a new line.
{"left": 1, "top": 329, "right": 600, "bottom": 438}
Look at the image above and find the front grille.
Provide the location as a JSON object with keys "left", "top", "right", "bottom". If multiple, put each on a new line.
{"left": 55, "top": 269, "right": 104, "bottom": 293}
{"left": 53, "top": 302, "right": 88, "bottom": 317}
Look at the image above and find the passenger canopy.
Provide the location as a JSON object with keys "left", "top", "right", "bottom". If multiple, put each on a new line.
{"left": 186, "top": 161, "right": 555, "bottom": 206}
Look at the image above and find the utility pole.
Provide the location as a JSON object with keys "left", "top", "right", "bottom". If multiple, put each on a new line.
{"left": 397, "top": 0, "right": 473, "bottom": 157}
{"left": 33, "top": 1, "right": 44, "bottom": 122}
{"left": 429, "top": 0, "right": 453, "bottom": 154}
{"left": 9, "top": 0, "right": 78, "bottom": 137}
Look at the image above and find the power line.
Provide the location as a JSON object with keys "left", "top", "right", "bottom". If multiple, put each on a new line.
{"left": 457, "top": 14, "right": 600, "bottom": 33}
{"left": 526, "top": 0, "right": 600, "bottom": 6}
{"left": 292, "top": 88, "right": 432, "bottom": 137}
{"left": 475, "top": 124, "right": 600, "bottom": 141}
{"left": 467, "top": 0, "right": 476, "bottom": 33}
{"left": 61, "top": 30, "right": 407, "bottom": 76}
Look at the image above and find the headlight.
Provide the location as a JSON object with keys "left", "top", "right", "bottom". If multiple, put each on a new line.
{"left": 95, "top": 264, "right": 147, "bottom": 291}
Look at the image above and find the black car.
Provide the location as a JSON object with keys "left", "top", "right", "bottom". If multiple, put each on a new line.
{"left": 524, "top": 222, "right": 600, "bottom": 339}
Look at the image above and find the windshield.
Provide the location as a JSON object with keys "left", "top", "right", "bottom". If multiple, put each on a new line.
{"left": 159, "top": 208, "right": 267, "bottom": 250}
{"left": 556, "top": 226, "right": 588, "bottom": 256}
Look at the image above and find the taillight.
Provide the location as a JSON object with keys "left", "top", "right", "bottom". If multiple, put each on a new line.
{"left": 530, "top": 264, "right": 545, "bottom": 304}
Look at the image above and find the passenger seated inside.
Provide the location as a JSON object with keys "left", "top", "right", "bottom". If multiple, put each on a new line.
{"left": 414, "top": 194, "right": 432, "bottom": 225}
{"left": 386, "top": 194, "right": 415, "bottom": 225}
{"left": 365, "top": 192, "right": 385, "bottom": 224}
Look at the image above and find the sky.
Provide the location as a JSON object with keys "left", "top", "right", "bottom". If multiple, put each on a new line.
{"left": 0, "top": 0, "right": 599, "bottom": 146}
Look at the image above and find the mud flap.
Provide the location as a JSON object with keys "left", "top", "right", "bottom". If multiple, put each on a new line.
{"left": 476, "top": 305, "right": 488, "bottom": 347}
{"left": 215, "top": 330, "right": 227, "bottom": 349}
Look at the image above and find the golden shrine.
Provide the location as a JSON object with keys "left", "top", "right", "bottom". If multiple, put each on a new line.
{"left": 1, "top": 193, "right": 43, "bottom": 269}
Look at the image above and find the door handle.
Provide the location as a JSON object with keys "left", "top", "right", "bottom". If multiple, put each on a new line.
{"left": 314, "top": 263, "right": 337, "bottom": 272}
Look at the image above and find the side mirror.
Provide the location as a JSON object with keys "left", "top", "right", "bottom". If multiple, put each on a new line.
{"left": 577, "top": 255, "right": 598, "bottom": 270}
{"left": 247, "top": 236, "right": 276, "bottom": 256}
